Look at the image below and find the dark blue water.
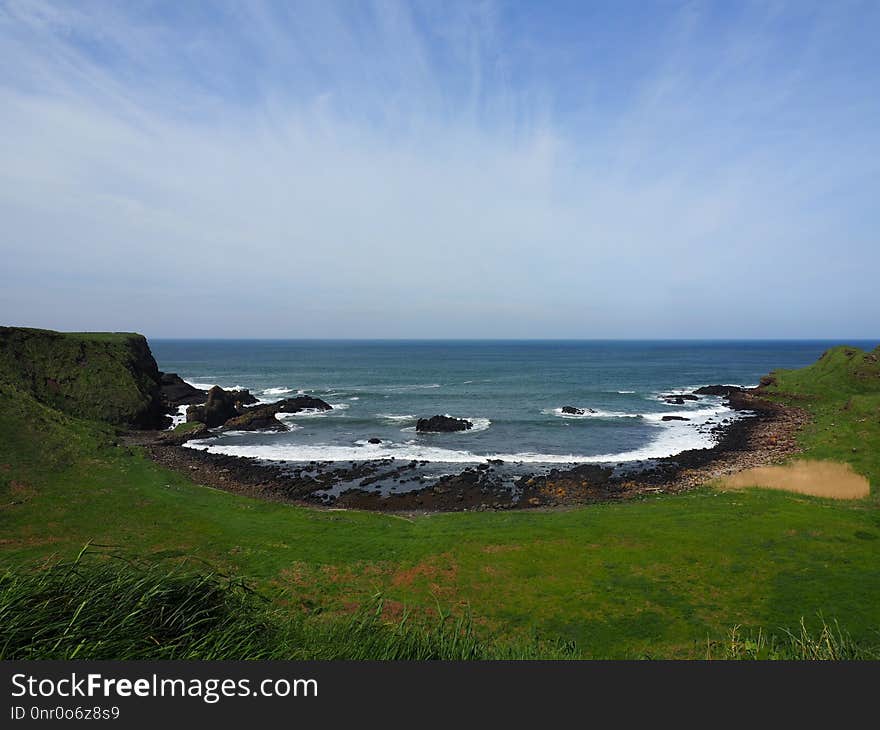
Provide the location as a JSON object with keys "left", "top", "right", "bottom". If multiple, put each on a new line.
{"left": 150, "top": 340, "right": 875, "bottom": 465}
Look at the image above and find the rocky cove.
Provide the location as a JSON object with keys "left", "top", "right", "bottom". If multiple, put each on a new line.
{"left": 133, "top": 381, "right": 809, "bottom": 513}
{"left": 0, "top": 327, "right": 809, "bottom": 514}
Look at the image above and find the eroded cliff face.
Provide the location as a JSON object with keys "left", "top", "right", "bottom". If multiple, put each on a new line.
{"left": 0, "top": 326, "right": 167, "bottom": 428}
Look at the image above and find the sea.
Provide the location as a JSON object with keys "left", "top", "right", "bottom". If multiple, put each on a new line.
{"left": 150, "top": 340, "right": 875, "bottom": 469}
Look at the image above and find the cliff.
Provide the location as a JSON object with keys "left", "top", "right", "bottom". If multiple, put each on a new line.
{"left": 0, "top": 326, "right": 166, "bottom": 428}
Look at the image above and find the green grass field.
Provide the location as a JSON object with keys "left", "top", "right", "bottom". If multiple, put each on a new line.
{"left": 2, "top": 343, "right": 879, "bottom": 658}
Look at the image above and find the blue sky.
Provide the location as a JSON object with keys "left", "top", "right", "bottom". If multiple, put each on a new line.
{"left": 1, "top": 0, "right": 878, "bottom": 338}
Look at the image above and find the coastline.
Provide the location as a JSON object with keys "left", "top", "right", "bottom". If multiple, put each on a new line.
{"left": 130, "top": 385, "right": 810, "bottom": 513}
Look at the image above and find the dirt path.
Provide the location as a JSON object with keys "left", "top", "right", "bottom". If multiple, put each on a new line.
{"left": 719, "top": 459, "right": 870, "bottom": 499}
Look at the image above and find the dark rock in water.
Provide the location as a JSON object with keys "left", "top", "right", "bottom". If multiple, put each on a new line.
{"left": 694, "top": 385, "right": 742, "bottom": 397}
{"left": 232, "top": 389, "right": 258, "bottom": 406}
{"left": 273, "top": 395, "right": 332, "bottom": 413}
{"left": 661, "top": 415, "right": 690, "bottom": 422}
{"left": 561, "top": 406, "right": 585, "bottom": 415}
{"left": 221, "top": 406, "right": 288, "bottom": 432}
{"left": 416, "top": 415, "right": 473, "bottom": 433}
{"left": 367, "top": 437, "right": 382, "bottom": 444}
{"left": 203, "top": 393, "right": 332, "bottom": 430}
{"left": 187, "top": 386, "right": 258, "bottom": 427}
{"left": 160, "top": 372, "right": 208, "bottom": 407}
{"left": 661, "top": 394, "right": 699, "bottom": 404}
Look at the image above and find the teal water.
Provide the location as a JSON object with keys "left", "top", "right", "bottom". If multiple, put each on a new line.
{"left": 150, "top": 340, "right": 874, "bottom": 466}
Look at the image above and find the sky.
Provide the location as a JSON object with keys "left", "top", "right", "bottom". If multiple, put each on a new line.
{"left": 1, "top": 0, "right": 878, "bottom": 339}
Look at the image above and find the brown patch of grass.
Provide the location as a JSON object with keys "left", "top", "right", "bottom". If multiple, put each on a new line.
{"left": 482, "top": 544, "right": 523, "bottom": 554}
{"left": 7, "top": 480, "right": 37, "bottom": 501}
{"left": 720, "top": 459, "right": 870, "bottom": 500}
{"left": 390, "top": 553, "right": 458, "bottom": 591}
{"left": 0, "top": 536, "right": 62, "bottom": 548}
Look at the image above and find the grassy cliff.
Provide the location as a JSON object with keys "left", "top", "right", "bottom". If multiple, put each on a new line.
{"left": 0, "top": 327, "right": 165, "bottom": 427}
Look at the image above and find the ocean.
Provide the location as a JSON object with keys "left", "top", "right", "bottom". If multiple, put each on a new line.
{"left": 150, "top": 340, "right": 875, "bottom": 471}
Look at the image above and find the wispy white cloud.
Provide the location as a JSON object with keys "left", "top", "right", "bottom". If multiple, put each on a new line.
{"left": 0, "top": 0, "right": 877, "bottom": 337}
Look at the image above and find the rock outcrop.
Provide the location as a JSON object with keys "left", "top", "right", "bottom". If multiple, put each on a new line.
{"left": 694, "top": 385, "right": 743, "bottom": 397}
{"left": 416, "top": 415, "right": 472, "bottom": 432}
{"left": 221, "top": 406, "right": 288, "bottom": 432}
{"left": 186, "top": 386, "right": 258, "bottom": 428}
{"left": 188, "top": 391, "right": 333, "bottom": 431}
{"left": 159, "top": 373, "right": 208, "bottom": 407}
{"left": 273, "top": 395, "right": 332, "bottom": 413}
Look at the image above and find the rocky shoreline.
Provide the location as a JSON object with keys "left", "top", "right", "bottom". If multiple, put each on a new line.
{"left": 129, "top": 383, "right": 810, "bottom": 514}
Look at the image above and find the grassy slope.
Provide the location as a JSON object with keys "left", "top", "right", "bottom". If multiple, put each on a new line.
{"left": 1, "top": 344, "right": 879, "bottom": 658}
{"left": 760, "top": 345, "right": 880, "bottom": 487}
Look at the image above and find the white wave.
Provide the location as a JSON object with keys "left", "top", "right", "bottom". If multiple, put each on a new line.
{"left": 263, "top": 387, "right": 293, "bottom": 396}
{"left": 641, "top": 406, "right": 730, "bottom": 422}
{"left": 377, "top": 413, "right": 417, "bottom": 423}
{"left": 166, "top": 404, "right": 189, "bottom": 429}
{"left": 385, "top": 383, "right": 441, "bottom": 391}
{"left": 184, "top": 379, "right": 248, "bottom": 393}
{"left": 543, "top": 407, "right": 638, "bottom": 419}
{"left": 274, "top": 402, "right": 349, "bottom": 420}
{"left": 466, "top": 417, "right": 491, "bottom": 432}
{"left": 349, "top": 396, "right": 360, "bottom": 401}
{"left": 184, "top": 380, "right": 217, "bottom": 390}
{"left": 276, "top": 409, "right": 322, "bottom": 419}
{"left": 185, "top": 416, "right": 725, "bottom": 463}
{"left": 185, "top": 399, "right": 743, "bottom": 464}
{"left": 184, "top": 439, "right": 584, "bottom": 464}
{"left": 616, "top": 390, "right": 636, "bottom": 394}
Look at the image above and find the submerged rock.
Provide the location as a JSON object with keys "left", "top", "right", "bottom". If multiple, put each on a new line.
{"left": 416, "top": 415, "right": 473, "bottom": 433}
{"left": 561, "top": 406, "right": 595, "bottom": 415}
{"left": 661, "top": 394, "right": 699, "bottom": 404}
{"left": 661, "top": 415, "right": 690, "bottom": 422}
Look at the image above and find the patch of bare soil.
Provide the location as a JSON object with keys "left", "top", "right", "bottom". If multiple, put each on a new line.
{"left": 719, "top": 459, "right": 870, "bottom": 500}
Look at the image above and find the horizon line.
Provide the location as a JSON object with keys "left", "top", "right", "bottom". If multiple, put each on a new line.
{"left": 145, "top": 336, "right": 880, "bottom": 342}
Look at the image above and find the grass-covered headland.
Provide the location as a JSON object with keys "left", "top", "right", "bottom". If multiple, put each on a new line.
{"left": 1, "top": 329, "right": 879, "bottom": 659}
